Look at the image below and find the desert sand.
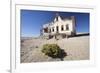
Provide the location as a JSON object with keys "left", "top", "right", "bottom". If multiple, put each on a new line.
{"left": 21, "top": 35, "right": 89, "bottom": 63}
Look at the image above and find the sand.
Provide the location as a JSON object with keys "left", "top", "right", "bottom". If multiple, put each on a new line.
{"left": 21, "top": 35, "right": 89, "bottom": 63}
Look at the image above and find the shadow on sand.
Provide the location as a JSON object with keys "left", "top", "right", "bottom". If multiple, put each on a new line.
{"left": 58, "top": 49, "right": 67, "bottom": 61}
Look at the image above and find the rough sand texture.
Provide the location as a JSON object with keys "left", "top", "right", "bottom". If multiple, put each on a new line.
{"left": 21, "top": 36, "right": 89, "bottom": 63}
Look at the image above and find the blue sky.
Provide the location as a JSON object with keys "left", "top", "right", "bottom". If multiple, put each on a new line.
{"left": 21, "top": 10, "right": 89, "bottom": 37}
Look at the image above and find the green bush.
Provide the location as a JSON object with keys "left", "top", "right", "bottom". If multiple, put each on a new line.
{"left": 41, "top": 44, "right": 62, "bottom": 58}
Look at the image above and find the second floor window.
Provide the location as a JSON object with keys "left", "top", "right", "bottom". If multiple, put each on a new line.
{"left": 52, "top": 27, "right": 54, "bottom": 32}
{"left": 66, "top": 25, "right": 69, "bottom": 30}
{"left": 61, "top": 25, "right": 64, "bottom": 31}
{"left": 49, "top": 29, "right": 51, "bottom": 33}
{"left": 56, "top": 26, "right": 59, "bottom": 33}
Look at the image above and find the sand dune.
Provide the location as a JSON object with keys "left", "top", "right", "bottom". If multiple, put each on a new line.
{"left": 21, "top": 35, "right": 89, "bottom": 63}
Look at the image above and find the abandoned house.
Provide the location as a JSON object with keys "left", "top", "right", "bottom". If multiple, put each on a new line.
{"left": 40, "top": 13, "right": 76, "bottom": 39}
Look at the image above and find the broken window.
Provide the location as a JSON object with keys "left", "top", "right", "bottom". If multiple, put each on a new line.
{"left": 43, "top": 27, "right": 48, "bottom": 33}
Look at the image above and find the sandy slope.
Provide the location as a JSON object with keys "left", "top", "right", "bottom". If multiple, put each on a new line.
{"left": 21, "top": 36, "right": 89, "bottom": 63}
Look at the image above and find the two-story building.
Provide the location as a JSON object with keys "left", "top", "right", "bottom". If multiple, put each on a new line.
{"left": 40, "top": 13, "right": 76, "bottom": 39}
